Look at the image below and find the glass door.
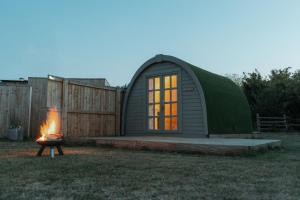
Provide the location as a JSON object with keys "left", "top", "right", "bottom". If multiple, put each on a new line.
{"left": 163, "top": 75, "right": 178, "bottom": 131}
{"left": 148, "top": 76, "right": 161, "bottom": 130}
{"left": 147, "top": 74, "right": 178, "bottom": 132}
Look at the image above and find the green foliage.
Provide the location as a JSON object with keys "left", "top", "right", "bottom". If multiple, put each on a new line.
{"left": 241, "top": 68, "right": 300, "bottom": 120}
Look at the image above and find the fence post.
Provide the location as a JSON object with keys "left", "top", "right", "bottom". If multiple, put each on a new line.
{"left": 27, "top": 86, "right": 32, "bottom": 138}
{"left": 61, "top": 79, "right": 69, "bottom": 136}
{"left": 283, "top": 114, "right": 288, "bottom": 131}
{"left": 256, "top": 113, "right": 261, "bottom": 133}
{"left": 115, "top": 87, "right": 121, "bottom": 136}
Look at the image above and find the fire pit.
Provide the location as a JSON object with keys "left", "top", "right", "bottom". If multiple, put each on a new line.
{"left": 36, "top": 107, "right": 64, "bottom": 159}
{"left": 36, "top": 134, "right": 64, "bottom": 158}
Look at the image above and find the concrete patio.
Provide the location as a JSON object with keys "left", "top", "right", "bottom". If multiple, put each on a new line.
{"left": 94, "top": 136, "right": 282, "bottom": 155}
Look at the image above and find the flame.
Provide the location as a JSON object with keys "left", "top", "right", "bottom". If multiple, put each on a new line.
{"left": 37, "top": 107, "right": 61, "bottom": 141}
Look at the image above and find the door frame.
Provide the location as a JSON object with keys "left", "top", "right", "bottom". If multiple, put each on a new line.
{"left": 144, "top": 70, "right": 182, "bottom": 134}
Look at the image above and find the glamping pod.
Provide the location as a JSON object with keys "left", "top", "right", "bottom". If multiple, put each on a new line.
{"left": 122, "top": 55, "right": 252, "bottom": 137}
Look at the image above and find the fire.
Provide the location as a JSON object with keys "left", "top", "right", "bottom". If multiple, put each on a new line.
{"left": 37, "top": 107, "right": 61, "bottom": 141}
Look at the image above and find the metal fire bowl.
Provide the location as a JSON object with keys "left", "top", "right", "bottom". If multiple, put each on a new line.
{"left": 36, "top": 139, "right": 64, "bottom": 146}
{"left": 36, "top": 138, "right": 64, "bottom": 158}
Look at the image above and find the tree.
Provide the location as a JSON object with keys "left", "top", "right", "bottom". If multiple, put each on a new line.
{"left": 241, "top": 69, "right": 267, "bottom": 119}
{"left": 241, "top": 67, "right": 300, "bottom": 121}
{"left": 225, "top": 73, "right": 243, "bottom": 87}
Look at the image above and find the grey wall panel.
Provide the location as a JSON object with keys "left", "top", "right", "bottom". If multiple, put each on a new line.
{"left": 125, "top": 75, "right": 145, "bottom": 134}
{"left": 181, "top": 69, "right": 205, "bottom": 136}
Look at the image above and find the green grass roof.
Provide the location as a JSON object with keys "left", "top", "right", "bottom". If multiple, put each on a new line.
{"left": 188, "top": 64, "right": 253, "bottom": 134}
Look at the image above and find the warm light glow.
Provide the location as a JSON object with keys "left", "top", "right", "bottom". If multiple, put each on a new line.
{"left": 171, "top": 75, "right": 177, "bottom": 88}
{"left": 154, "top": 104, "right": 160, "bottom": 116}
{"left": 164, "top": 76, "right": 170, "bottom": 89}
{"left": 165, "top": 103, "right": 170, "bottom": 116}
{"left": 165, "top": 90, "right": 170, "bottom": 102}
{"left": 147, "top": 74, "right": 178, "bottom": 131}
{"left": 171, "top": 90, "right": 177, "bottom": 101}
{"left": 155, "top": 77, "right": 160, "bottom": 90}
{"left": 154, "top": 117, "right": 159, "bottom": 130}
{"left": 37, "top": 107, "right": 61, "bottom": 141}
{"left": 171, "top": 117, "right": 178, "bottom": 130}
{"left": 165, "top": 117, "right": 170, "bottom": 130}
{"left": 155, "top": 91, "right": 160, "bottom": 103}
{"left": 172, "top": 103, "right": 177, "bottom": 116}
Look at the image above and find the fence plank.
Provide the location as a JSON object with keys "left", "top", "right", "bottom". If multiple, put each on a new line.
{"left": 63, "top": 81, "right": 119, "bottom": 137}
{"left": 0, "top": 85, "right": 31, "bottom": 138}
{"left": 257, "top": 113, "right": 300, "bottom": 132}
{"left": 258, "top": 116, "right": 285, "bottom": 120}
{"left": 115, "top": 88, "right": 121, "bottom": 136}
{"left": 256, "top": 113, "right": 260, "bottom": 132}
{"left": 260, "top": 121, "right": 285, "bottom": 124}
{"left": 61, "top": 79, "right": 69, "bottom": 136}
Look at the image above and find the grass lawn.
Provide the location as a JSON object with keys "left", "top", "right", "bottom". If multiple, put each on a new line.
{"left": 0, "top": 133, "right": 299, "bottom": 200}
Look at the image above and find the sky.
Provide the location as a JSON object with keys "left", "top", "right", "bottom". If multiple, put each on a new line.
{"left": 0, "top": 0, "right": 300, "bottom": 86}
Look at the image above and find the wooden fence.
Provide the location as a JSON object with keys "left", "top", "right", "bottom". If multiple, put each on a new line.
{"left": 29, "top": 78, "right": 121, "bottom": 137}
{"left": 63, "top": 79, "right": 122, "bottom": 137}
{"left": 29, "top": 77, "right": 122, "bottom": 138}
{"left": 0, "top": 85, "right": 32, "bottom": 138}
{"left": 0, "top": 77, "right": 122, "bottom": 138}
{"left": 287, "top": 118, "right": 300, "bottom": 130}
{"left": 256, "top": 113, "right": 300, "bottom": 132}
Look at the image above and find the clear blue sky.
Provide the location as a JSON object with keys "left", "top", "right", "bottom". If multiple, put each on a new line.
{"left": 1, "top": 0, "right": 300, "bottom": 86}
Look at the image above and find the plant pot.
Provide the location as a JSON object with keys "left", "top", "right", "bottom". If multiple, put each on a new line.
{"left": 7, "top": 128, "right": 24, "bottom": 141}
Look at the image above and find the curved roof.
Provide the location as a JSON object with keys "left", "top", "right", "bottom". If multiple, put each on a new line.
{"left": 122, "top": 54, "right": 252, "bottom": 135}
{"left": 188, "top": 64, "right": 252, "bottom": 134}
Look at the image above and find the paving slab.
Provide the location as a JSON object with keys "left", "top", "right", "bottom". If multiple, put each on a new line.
{"left": 95, "top": 136, "right": 281, "bottom": 155}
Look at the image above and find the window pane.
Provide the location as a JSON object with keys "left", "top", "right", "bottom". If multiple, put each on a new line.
{"left": 171, "top": 117, "right": 177, "bottom": 130}
{"left": 172, "top": 103, "right": 177, "bottom": 116}
{"left": 165, "top": 90, "right": 170, "bottom": 102}
{"left": 148, "top": 118, "right": 153, "bottom": 130}
{"left": 155, "top": 77, "right": 160, "bottom": 90}
{"left": 165, "top": 103, "right": 170, "bottom": 116}
{"left": 171, "top": 75, "right": 177, "bottom": 88}
{"left": 148, "top": 78, "right": 154, "bottom": 90}
{"left": 148, "top": 91, "right": 153, "bottom": 103}
{"left": 154, "top": 117, "right": 159, "bottom": 130}
{"left": 164, "top": 76, "right": 170, "bottom": 89}
{"left": 154, "top": 104, "right": 160, "bottom": 116}
{"left": 148, "top": 105, "right": 153, "bottom": 116}
{"left": 154, "top": 91, "right": 160, "bottom": 103}
{"left": 165, "top": 117, "right": 171, "bottom": 130}
{"left": 171, "top": 89, "right": 177, "bottom": 102}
